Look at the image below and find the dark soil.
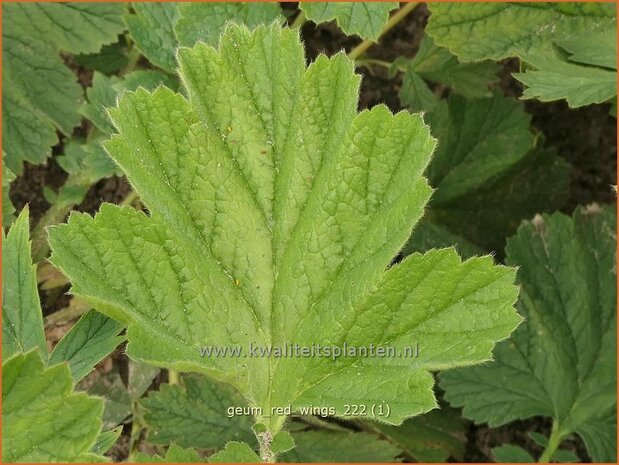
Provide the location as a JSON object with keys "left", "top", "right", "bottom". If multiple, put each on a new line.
{"left": 9, "top": 3, "right": 615, "bottom": 463}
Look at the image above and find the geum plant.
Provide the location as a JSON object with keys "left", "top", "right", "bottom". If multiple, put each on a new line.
{"left": 49, "top": 24, "right": 522, "bottom": 461}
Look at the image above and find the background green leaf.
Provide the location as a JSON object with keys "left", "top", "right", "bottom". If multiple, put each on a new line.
{"left": 208, "top": 442, "right": 260, "bottom": 463}
{"left": 441, "top": 206, "right": 617, "bottom": 462}
{"left": 370, "top": 406, "right": 466, "bottom": 462}
{"left": 2, "top": 3, "right": 126, "bottom": 172}
{"left": 140, "top": 375, "right": 256, "bottom": 449}
{"left": 426, "top": 3, "right": 617, "bottom": 108}
{"left": 2, "top": 350, "right": 105, "bottom": 462}
{"left": 2, "top": 207, "right": 47, "bottom": 361}
{"left": 283, "top": 430, "right": 402, "bottom": 463}
{"left": 49, "top": 309, "right": 125, "bottom": 382}
{"left": 300, "top": 2, "right": 398, "bottom": 41}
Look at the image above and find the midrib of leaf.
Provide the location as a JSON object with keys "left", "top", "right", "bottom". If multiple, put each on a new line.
{"left": 7, "top": 230, "right": 29, "bottom": 353}
{"left": 220, "top": 45, "right": 362, "bottom": 421}
{"left": 226, "top": 40, "right": 282, "bottom": 392}
{"left": 266, "top": 54, "right": 361, "bottom": 424}
{"left": 271, "top": 55, "right": 351, "bottom": 268}
{"left": 175, "top": 58, "right": 274, "bottom": 347}
{"left": 519, "top": 243, "right": 583, "bottom": 422}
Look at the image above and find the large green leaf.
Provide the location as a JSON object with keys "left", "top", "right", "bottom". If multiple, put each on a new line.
{"left": 140, "top": 375, "right": 255, "bottom": 449}
{"left": 440, "top": 206, "right": 617, "bottom": 462}
{"left": 49, "top": 24, "right": 521, "bottom": 438}
{"left": 300, "top": 2, "right": 398, "bottom": 41}
{"left": 2, "top": 207, "right": 47, "bottom": 361}
{"left": 2, "top": 350, "right": 105, "bottom": 462}
{"left": 2, "top": 3, "right": 126, "bottom": 173}
{"left": 426, "top": 3, "right": 617, "bottom": 108}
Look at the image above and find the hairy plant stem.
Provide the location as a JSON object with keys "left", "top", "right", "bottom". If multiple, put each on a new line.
{"left": 296, "top": 415, "right": 350, "bottom": 432}
{"left": 121, "top": 189, "right": 141, "bottom": 207}
{"left": 290, "top": 11, "right": 307, "bottom": 29}
{"left": 167, "top": 369, "right": 180, "bottom": 385}
{"left": 31, "top": 201, "right": 76, "bottom": 262}
{"left": 356, "top": 58, "right": 394, "bottom": 70}
{"left": 120, "top": 38, "right": 141, "bottom": 77}
{"left": 127, "top": 404, "right": 145, "bottom": 462}
{"left": 258, "top": 430, "right": 275, "bottom": 463}
{"left": 347, "top": 2, "right": 419, "bottom": 60}
{"left": 538, "top": 422, "right": 563, "bottom": 463}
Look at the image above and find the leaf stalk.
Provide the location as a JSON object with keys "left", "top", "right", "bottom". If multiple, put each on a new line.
{"left": 347, "top": 2, "right": 419, "bottom": 60}
{"left": 290, "top": 11, "right": 307, "bottom": 29}
{"left": 538, "top": 422, "right": 563, "bottom": 463}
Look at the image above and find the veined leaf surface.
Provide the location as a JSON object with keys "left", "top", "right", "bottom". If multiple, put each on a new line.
{"left": 2, "top": 3, "right": 126, "bottom": 173}
{"left": 2, "top": 208, "right": 47, "bottom": 361}
{"left": 2, "top": 351, "right": 105, "bottom": 462}
{"left": 441, "top": 206, "right": 617, "bottom": 462}
{"left": 426, "top": 3, "right": 617, "bottom": 108}
{"left": 300, "top": 2, "right": 398, "bottom": 41}
{"left": 49, "top": 24, "right": 521, "bottom": 435}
